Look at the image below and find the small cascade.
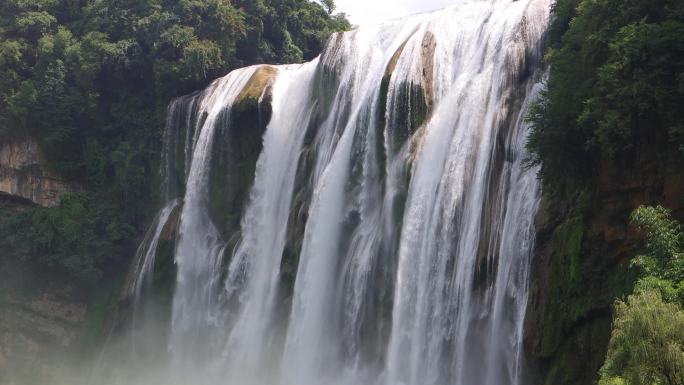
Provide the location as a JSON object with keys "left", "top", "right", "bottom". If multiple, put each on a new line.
{"left": 113, "top": 1, "right": 552, "bottom": 384}
{"left": 128, "top": 199, "right": 181, "bottom": 307}
{"left": 160, "top": 93, "right": 201, "bottom": 202}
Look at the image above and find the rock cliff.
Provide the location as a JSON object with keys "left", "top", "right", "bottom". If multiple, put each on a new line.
{"left": 0, "top": 139, "right": 78, "bottom": 207}
{"left": 526, "top": 147, "right": 684, "bottom": 384}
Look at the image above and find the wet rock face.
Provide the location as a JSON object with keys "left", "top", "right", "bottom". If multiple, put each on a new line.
{"left": 234, "top": 65, "right": 278, "bottom": 111}
{"left": 0, "top": 139, "right": 78, "bottom": 207}
{"left": 380, "top": 31, "right": 436, "bottom": 158}
{"left": 526, "top": 149, "right": 684, "bottom": 385}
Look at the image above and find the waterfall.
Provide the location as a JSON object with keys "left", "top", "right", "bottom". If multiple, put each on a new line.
{"left": 128, "top": 199, "right": 181, "bottom": 311}
{"left": 117, "top": 1, "right": 552, "bottom": 384}
{"left": 221, "top": 61, "right": 319, "bottom": 381}
{"left": 169, "top": 67, "right": 258, "bottom": 375}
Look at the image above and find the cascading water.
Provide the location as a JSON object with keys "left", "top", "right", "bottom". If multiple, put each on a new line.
{"left": 110, "top": 1, "right": 552, "bottom": 384}
{"left": 128, "top": 199, "right": 181, "bottom": 316}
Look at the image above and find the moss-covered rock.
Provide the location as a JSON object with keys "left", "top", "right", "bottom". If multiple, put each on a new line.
{"left": 527, "top": 146, "right": 684, "bottom": 385}
{"left": 378, "top": 31, "right": 435, "bottom": 157}
{"left": 525, "top": 188, "right": 635, "bottom": 385}
{"left": 278, "top": 140, "right": 318, "bottom": 299}
{"left": 234, "top": 66, "right": 278, "bottom": 113}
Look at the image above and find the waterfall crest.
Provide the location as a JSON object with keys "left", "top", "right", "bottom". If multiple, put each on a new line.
{"left": 117, "top": 1, "right": 551, "bottom": 384}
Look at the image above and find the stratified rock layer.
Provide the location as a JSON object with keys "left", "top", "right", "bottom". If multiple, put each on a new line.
{"left": 0, "top": 139, "right": 78, "bottom": 207}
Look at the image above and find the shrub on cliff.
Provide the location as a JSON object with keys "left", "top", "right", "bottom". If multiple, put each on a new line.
{"left": 600, "top": 206, "right": 684, "bottom": 385}
{"left": 0, "top": 193, "right": 134, "bottom": 284}
{"left": 630, "top": 206, "right": 684, "bottom": 282}
{"left": 599, "top": 288, "right": 684, "bottom": 385}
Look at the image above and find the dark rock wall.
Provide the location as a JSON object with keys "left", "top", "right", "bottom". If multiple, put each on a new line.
{"left": 526, "top": 146, "right": 684, "bottom": 384}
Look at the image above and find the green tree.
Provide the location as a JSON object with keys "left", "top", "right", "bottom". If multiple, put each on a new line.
{"left": 600, "top": 206, "right": 684, "bottom": 385}
{"left": 599, "top": 289, "right": 684, "bottom": 385}
{"left": 630, "top": 206, "right": 684, "bottom": 281}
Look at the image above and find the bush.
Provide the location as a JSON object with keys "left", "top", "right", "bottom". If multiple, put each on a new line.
{"left": 630, "top": 205, "right": 684, "bottom": 281}
{"left": 600, "top": 206, "right": 684, "bottom": 385}
{"left": 599, "top": 289, "right": 684, "bottom": 385}
{"left": 0, "top": 194, "right": 134, "bottom": 284}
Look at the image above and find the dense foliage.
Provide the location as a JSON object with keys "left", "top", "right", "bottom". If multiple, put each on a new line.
{"left": 599, "top": 289, "right": 684, "bottom": 385}
{"left": 527, "top": 0, "right": 684, "bottom": 187}
{"left": 600, "top": 206, "right": 684, "bottom": 385}
{"left": 0, "top": 0, "right": 349, "bottom": 283}
{"left": 0, "top": 194, "right": 131, "bottom": 283}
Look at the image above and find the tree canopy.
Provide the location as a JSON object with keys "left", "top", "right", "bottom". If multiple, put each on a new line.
{"left": 527, "top": 0, "right": 684, "bottom": 189}
{"left": 0, "top": 0, "right": 350, "bottom": 284}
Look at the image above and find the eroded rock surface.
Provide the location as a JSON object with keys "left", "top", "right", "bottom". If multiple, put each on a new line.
{"left": 0, "top": 139, "right": 78, "bottom": 207}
